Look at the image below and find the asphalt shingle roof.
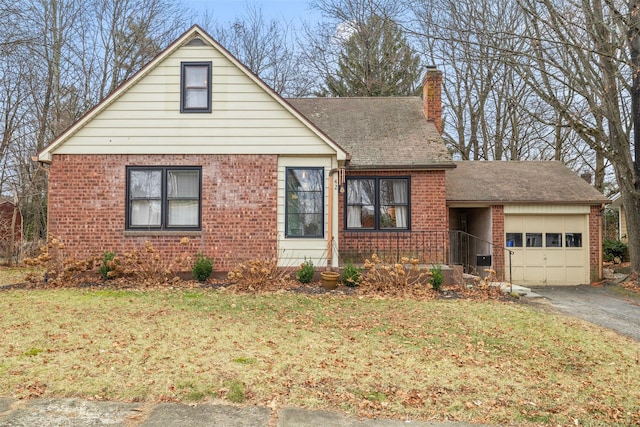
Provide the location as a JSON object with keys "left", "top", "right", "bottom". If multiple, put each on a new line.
{"left": 287, "top": 97, "right": 453, "bottom": 169}
{"left": 446, "top": 161, "right": 610, "bottom": 204}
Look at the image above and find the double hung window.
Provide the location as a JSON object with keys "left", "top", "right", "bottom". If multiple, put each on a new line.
{"left": 346, "top": 177, "right": 410, "bottom": 230}
{"left": 126, "top": 167, "right": 201, "bottom": 230}
{"left": 181, "top": 62, "right": 211, "bottom": 112}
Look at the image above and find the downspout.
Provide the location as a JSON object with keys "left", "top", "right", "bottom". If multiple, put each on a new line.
{"left": 327, "top": 169, "right": 339, "bottom": 270}
{"left": 327, "top": 167, "right": 345, "bottom": 270}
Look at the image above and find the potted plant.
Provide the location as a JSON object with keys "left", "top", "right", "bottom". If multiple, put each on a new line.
{"left": 320, "top": 270, "right": 340, "bottom": 290}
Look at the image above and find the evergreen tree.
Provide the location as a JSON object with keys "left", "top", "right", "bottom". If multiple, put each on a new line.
{"left": 321, "top": 14, "right": 422, "bottom": 97}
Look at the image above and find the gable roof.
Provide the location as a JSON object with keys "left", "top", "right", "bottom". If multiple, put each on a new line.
{"left": 38, "top": 25, "right": 348, "bottom": 163}
{"left": 446, "top": 161, "right": 610, "bottom": 204}
{"left": 287, "top": 97, "right": 453, "bottom": 169}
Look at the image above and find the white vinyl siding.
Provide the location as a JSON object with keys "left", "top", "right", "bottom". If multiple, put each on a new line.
{"left": 53, "top": 43, "right": 336, "bottom": 156}
{"left": 277, "top": 156, "right": 338, "bottom": 268}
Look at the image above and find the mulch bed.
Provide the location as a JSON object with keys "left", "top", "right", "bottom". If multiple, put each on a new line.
{"left": 0, "top": 273, "right": 513, "bottom": 302}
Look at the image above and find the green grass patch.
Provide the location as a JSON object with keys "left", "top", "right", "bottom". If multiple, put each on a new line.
{"left": 0, "top": 289, "right": 638, "bottom": 425}
{"left": 223, "top": 379, "right": 246, "bottom": 403}
{"left": 232, "top": 357, "right": 257, "bottom": 365}
{"left": 23, "top": 348, "right": 45, "bottom": 357}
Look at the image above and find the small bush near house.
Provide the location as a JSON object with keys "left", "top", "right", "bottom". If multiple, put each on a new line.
{"left": 603, "top": 239, "right": 628, "bottom": 262}
{"left": 342, "top": 262, "right": 362, "bottom": 287}
{"left": 192, "top": 253, "right": 213, "bottom": 282}
{"left": 98, "top": 251, "right": 116, "bottom": 280}
{"left": 429, "top": 264, "right": 444, "bottom": 291}
{"left": 296, "top": 258, "right": 315, "bottom": 284}
{"left": 23, "top": 236, "right": 99, "bottom": 285}
{"left": 227, "top": 258, "right": 295, "bottom": 292}
{"left": 359, "top": 254, "right": 430, "bottom": 297}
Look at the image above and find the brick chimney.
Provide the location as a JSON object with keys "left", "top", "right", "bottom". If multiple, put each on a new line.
{"left": 422, "top": 66, "right": 443, "bottom": 134}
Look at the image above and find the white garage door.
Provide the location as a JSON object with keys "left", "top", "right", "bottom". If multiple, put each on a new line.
{"left": 504, "top": 213, "right": 589, "bottom": 285}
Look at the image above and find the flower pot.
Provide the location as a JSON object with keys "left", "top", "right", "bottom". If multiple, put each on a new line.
{"left": 320, "top": 271, "right": 340, "bottom": 290}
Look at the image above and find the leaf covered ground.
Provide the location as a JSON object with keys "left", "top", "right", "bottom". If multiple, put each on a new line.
{"left": 0, "top": 287, "right": 638, "bottom": 426}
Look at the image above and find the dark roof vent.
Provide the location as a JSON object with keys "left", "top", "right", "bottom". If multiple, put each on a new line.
{"left": 186, "top": 37, "right": 207, "bottom": 46}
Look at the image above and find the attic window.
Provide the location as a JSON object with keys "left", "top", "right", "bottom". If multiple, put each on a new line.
{"left": 181, "top": 62, "right": 211, "bottom": 113}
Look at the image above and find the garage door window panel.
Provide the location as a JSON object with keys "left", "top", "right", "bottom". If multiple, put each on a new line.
{"left": 506, "top": 232, "right": 523, "bottom": 247}
{"left": 526, "top": 233, "right": 543, "bottom": 247}
{"left": 565, "top": 233, "right": 582, "bottom": 247}
{"left": 546, "top": 233, "right": 562, "bottom": 248}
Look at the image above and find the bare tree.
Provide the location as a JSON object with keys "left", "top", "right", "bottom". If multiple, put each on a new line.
{"left": 0, "top": 0, "right": 189, "bottom": 255}
{"left": 509, "top": 0, "right": 638, "bottom": 271}
{"left": 408, "top": 0, "right": 572, "bottom": 162}
{"left": 206, "top": 4, "right": 315, "bottom": 97}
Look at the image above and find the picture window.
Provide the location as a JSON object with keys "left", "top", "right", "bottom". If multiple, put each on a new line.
{"left": 285, "top": 168, "right": 324, "bottom": 238}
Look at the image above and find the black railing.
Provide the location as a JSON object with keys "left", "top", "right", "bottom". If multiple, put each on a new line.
{"left": 340, "top": 230, "right": 513, "bottom": 283}
{"left": 340, "top": 230, "right": 449, "bottom": 265}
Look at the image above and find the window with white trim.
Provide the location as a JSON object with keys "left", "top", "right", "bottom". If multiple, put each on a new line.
{"left": 126, "top": 167, "right": 201, "bottom": 230}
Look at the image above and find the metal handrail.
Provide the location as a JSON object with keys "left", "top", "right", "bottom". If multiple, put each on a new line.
{"left": 339, "top": 229, "right": 513, "bottom": 286}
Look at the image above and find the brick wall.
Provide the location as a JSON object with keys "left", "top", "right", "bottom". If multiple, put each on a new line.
{"left": 491, "top": 205, "right": 505, "bottom": 281}
{"left": 422, "top": 68, "right": 443, "bottom": 134}
{"left": 48, "top": 154, "right": 278, "bottom": 271}
{"left": 338, "top": 170, "right": 448, "bottom": 263}
{"left": 589, "top": 205, "right": 603, "bottom": 282}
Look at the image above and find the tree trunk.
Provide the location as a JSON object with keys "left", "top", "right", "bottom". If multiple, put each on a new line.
{"left": 628, "top": 0, "right": 640, "bottom": 273}
{"left": 8, "top": 206, "right": 17, "bottom": 267}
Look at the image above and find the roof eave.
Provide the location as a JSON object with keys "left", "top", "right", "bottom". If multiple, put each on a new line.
{"left": 447, "top": 199, "right": 611, "bottom": 205}
{"left": 347, "top": 163, "right": 456, "bottom": 172}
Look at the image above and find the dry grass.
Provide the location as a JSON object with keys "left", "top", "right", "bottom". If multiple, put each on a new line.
{"left": 0, "top": 267, "right": 43, "bottom": 286}
{"left": 0, "top": 288, "right": 638, "bottom": 426}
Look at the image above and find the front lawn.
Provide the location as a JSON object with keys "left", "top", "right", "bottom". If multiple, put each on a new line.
{"left": 0, "top": 288, "right": 638, "bottom": 425}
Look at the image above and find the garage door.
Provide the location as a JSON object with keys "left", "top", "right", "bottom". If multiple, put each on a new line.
{"left": 504, "top": 213, "right": 589, "bottom": 285}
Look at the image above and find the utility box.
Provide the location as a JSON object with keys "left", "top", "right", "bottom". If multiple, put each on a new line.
{"left": 476, "top": 255, "right": 492, "bottom": 267}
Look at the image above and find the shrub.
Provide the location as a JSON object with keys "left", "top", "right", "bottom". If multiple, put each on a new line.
{"left": 296, "top": 258, "right": 315, "bottom": 283}
{"left": 359, "top": 254, "right": 431, "bottom": 297}
{"left": 603, "top": 239, "right": 628, "bottom": 262}
{"left": 227, "top": 258, "right": 295, "bottom": 292}
{"left": 98, "top": 251, "right": 116, "bottom": 280}
{"left": 342, "top": 262, "right": 362, "bottom": 287}
{"left": 23, "top": 236, "right": 100, "bottom": 286}
{"left": 429, "top": 265, "right": 444, "bottom": 291}
{"left": 192, "top": 253, "right": 213, "bottom": 282}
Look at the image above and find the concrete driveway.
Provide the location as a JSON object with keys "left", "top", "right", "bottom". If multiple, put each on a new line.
{"left": 530, "top": 284, "right": 640, "bottom": 341}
